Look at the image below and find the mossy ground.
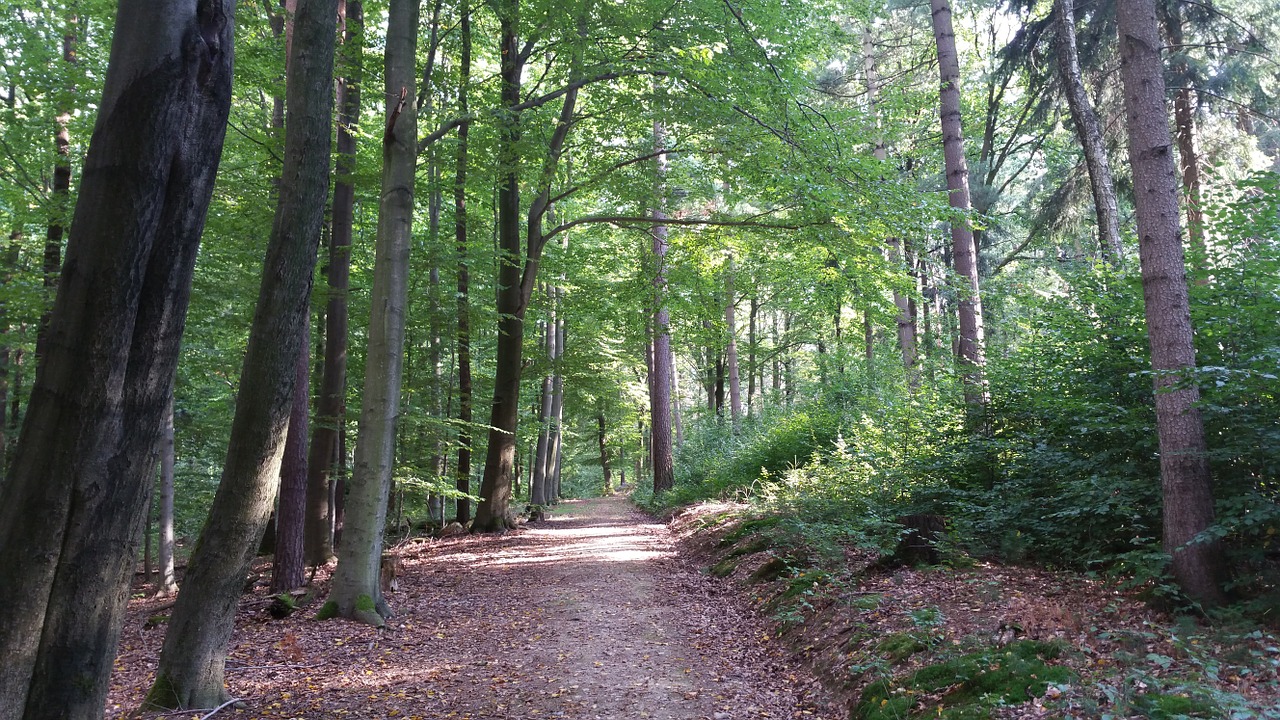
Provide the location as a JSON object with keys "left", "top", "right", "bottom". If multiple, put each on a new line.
{"left": 853, "top": 640, "right": 1071, "bottom": 720}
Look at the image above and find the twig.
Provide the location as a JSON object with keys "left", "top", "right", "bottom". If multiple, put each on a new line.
{"left": 200, "top": 698, "right": 242, "bottom": 720}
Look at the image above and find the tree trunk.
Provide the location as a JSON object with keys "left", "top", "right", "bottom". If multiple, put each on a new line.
{"left": 326, "top": 0, "right": 418, "bottom": 627}
{"left": 1116, "top": 0, "right": 1226, "bottom": 608}
{"left": 147, "top": 0, "right": 337, "bottom": 708}
{"left": 474, "top": 8, "right": 579, "bottom": 531}
{"left": 650, "top": 120, "right": 674, "bottom": 493}
{"left": 156, "top": 394, "right": 178, "bottom": 596}
{"left": 453, "top": 1, "right": 473, "bottom": 524}
{"left": 305, "top": 0, "right": 362, "bottom": 567}
{"left": 547, "top": 298, "right": 566, "bottom": 502}
{"left": 530, "top": 300, "right": 554, "bottom": 506}
{"left": 473, "top": 5, "right": 527, "bottom": 532}
{"left": 746, "top": 296, "right": 757, "bottom": 417}
{"left": 671, "top": 342, "right": 684, "bottom": 448}
{"left": 724, "top": 256, "right": 741, "bottom": 432}
{"left": 1160, "top": 5, "right": 1205, "bottom": 258}
{"left": 0, "top": 4, "right": 235, "bottom": 717}
{"left": 272, "top": 331, "right": 309, "bottom": 593}
{"left": 930, "top": 0, "right": 989, "bottom": 416}
{"left": 1055, "top": 0, "right": 1123, "bottom": 264}
{"left": 597, "top": 411, "right": 612, "bottom": 493}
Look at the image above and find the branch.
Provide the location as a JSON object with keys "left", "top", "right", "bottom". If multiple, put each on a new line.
{"left": 544, "top": 212, "right": 828, "bottom": 243}
{"left": 546, "top": 147, "right": 677, "bottom": 206}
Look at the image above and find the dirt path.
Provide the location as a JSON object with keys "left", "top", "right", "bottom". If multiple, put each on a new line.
{"left": 108, "top": 495, "right": 835, "bottom": 719}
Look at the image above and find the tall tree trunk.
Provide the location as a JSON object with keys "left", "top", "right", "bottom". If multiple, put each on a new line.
{"left": 1116, "top": 0, "right": 1226, "bottom": 608}
{"left": 272, "top": 330, "right": 309, "bottom": 593}
{"left": 305, "top": 0, "right": 360, "bottom": 567}
{"left": 530, "top": 297, "right": 554, "bottom": 506}
{"left": 649, "top": 120, "right": 674, "bottom": 493}
{"left": 147, "top": 0, "right": 337, "bottom": 708}
{"left": 326, "top": 0, "right": 418, "bottom": 627}
{"left": 724, "top": 256, "right": 742, "bottom": 432}
{"left": 547, "top": 295, "right": 565, "bottom": 502}
{"left": 1055, "top": 0, "right": 1123, "bottom": 264}
{"left": 671, "top": 343, "right": 683, "bottom": 448}
{"left": 453, "top": 0, "right": 473, "bottom": 524}
{"left": 156, "top": 394, "right": 178, "bottom": 596}
{"left": 930, "top": 0, "right": 989, "bottom": 416}
{"left": 474, "top": 5, "right": 527, "bottom": 532}
{"left": 0, "top": 3, "right": 235, "bottom": 717}
{"left": 474, "top": 8, "right": 579, "bottom": 531}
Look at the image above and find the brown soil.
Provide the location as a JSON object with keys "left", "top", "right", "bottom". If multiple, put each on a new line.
{"left": 107, "top": 495, "right": 837, "bottom": 720}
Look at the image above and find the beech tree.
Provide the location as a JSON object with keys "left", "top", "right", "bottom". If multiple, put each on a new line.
{"left": 0, "top": 2, "right": 235, "bottom": 717}
{"left": 147, "top": 0, "right": 339, "bottom": 707}
{"left": 325, "top": 0, "right": 419, "bottom": 626}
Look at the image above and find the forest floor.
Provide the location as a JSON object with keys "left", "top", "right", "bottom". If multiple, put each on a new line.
{"left": 107, "top": 495, "right": 838, "bottom": 720}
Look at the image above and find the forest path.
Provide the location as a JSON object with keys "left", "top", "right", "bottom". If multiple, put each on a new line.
{"left": 109, "top": 494, "right": 834, "bottom": 719}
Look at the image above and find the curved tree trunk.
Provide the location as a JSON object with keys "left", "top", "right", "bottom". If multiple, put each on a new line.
{"left": 0, "top": 3, "right": 235, "bottom": 718}
{"left": 930, "top": 0, "right": 988, "bottom": 416}
{"left": 1115, "top": 0, "right": 1226, "bottom": 608}
{"left": 325, "top": 0, "right": 418, "bottom": 628}
{"left": 305, "top": 0, "right": 362, "bottom": 566}
{"left": 147, "top": 0, "right": 337, "bottom": 708}
{"left": 1055, "top": 0, "right": 1123, "bottom": 264}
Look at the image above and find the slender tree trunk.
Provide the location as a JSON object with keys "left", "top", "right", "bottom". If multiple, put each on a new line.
{"left": 547, "top": 296, "right": 565, "bottom": 502}
{"left": 930, "top": 0, "right": 989, "bottom": 415}
{"left": 156, "top": 394, "right": 178, "bottom": 596}
{"left": 147, "top": 0, "right": 337, "bottom": 708}
{"left": 746, "top": 296, "right": 757, "bottom": 417}
{"left": 1116, "top": 0, "right": 1226, "bottom": 608}
{"left": 272, "top": 330, "right": 308, "bottom": 593}
{"left": 0, "top": 4, "right": 235, "bottom": 717}
{"left": 724, "top": 256, "right": 742, "bottom": 432}
{"left": 453, "top": 1, "right": 473, "bottom": 524}
{"left": 326, "top": 0, "right": 418, "bottom": 627}
{"left": 671, "top": 342, "right": 684, "bottom": 448}
{"left": 305, "top": 0, "right": 361, "bottom": 567}
{"left": 597, "top": 411, "right": 612, "bottom": 493}
{"left": 1055, "top": 0, "right": 1123, "bottom": 264}
{"left": 530, "top": 299, "right": 553, "bottom": 506}
{"left": 1161, "top": 6, "right": 1205, "bottom": 258}
{"left": 650, "top": 120, "right": 674, "bottom": 492}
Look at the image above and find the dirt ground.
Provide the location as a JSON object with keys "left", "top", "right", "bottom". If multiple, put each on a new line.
{"left": 107, "top": 495, "right": 836, "bottom": 719}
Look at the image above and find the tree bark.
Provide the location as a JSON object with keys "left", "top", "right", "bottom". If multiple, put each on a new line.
{"left": 530, "top": 297, "right": 554, "bottom": 506}
{"left": 650, "top": 120, "right": 674, "bottom": 493}
{"left": 305, "top": 0, "right": 362, "bottom": 567}
{"left": 272, "top": 330, "right": 309, "bottom": 593}
{"left": 1055, "top": 0, "right": 1123, "bottom": 265}
{"left": 147, "top": 0, "right": 336, "bottom": 708}
{"left": 930, "top": 0, "right": 988, "bottom": 415}
{"left": 1116, "top": 0, "right": 1226, "bottom": 608}
{"left": 597, "top": 411, "right": 612, "bottom": 493}
{"left": 326, "top": 0, "right": 418, "bottom": 627}
{"left": 547, "top": 297, "right": 566, "bottom": 502}
{"left": 0, "top": 3, "right": 235, "bottom": 717}
{"left": 453, "top": 0, "right": 473, "bottom": 524}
